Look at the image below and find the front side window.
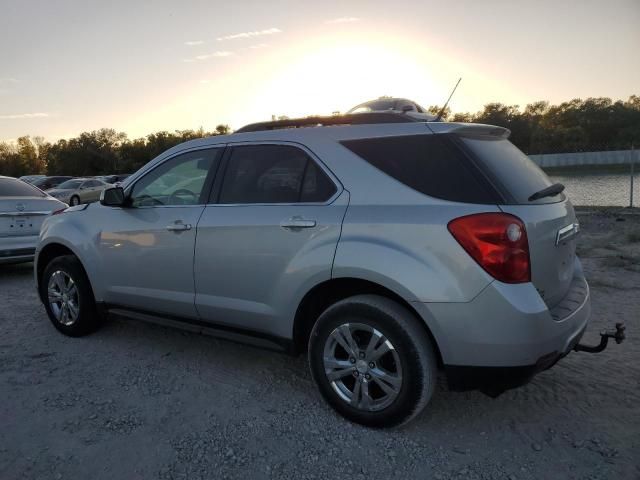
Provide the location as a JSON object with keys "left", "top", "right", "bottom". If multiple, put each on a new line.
{"left": 218, "top": 145, "right": 336, "bottom": 204}
{"left": 130, "top": 149, "right": 218, "bottom": 207}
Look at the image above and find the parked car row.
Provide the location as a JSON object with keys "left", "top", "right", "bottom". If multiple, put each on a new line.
{"left": 46, "top": 178, "right": 113, "bottom": 205}
{"left": 1, "top": 174, "right": 130, "bottom": 263}
{"left": 19, "top": 173, "right": 131, "bottom": 187}
{"left": 18, "top": 174, "right": 131, "bottom": 205}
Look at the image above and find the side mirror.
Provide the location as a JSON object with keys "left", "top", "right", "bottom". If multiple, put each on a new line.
{"left": 100, "top": 186, "right": 126, "bottom": 207}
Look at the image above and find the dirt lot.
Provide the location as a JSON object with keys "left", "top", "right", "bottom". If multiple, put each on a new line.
{"left": 1, "top": 209, "right": 638, "bottom": 480}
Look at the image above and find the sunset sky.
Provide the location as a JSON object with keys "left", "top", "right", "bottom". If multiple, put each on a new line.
{"left": 1, "top": 0, "right": 638, "bottom": 142}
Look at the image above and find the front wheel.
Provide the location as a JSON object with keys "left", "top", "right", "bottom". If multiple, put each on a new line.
{"left": 40, "top": 255, "right": 101, "bottom": 336}
{"left": 308, "top": 294, "right": 438, "bottom": 428}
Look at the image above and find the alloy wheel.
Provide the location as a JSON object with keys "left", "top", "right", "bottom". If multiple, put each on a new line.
{"left": 323, "top": 323, "right": 403, "bottom": 412}
{"left": 47, "top": 270, "right": 80, "bottom": 326}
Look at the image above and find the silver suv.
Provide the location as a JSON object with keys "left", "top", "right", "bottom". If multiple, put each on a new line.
{"left": 35, "top": 113, "right": 593, "bottom": 427}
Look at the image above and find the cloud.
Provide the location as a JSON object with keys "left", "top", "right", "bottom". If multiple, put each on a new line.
{"left": 0, "top": 77, "right": 19, "bottom": 84}
{"left": 184, "top": 40, "right": 205, "bottom": 46}
{"left": 216, "top": 27, "right": 281, "bottom": 41}
{"left": 248, "top": 43, "right": 269, "bottom": 49}
{"left": 325, "top": 17, "right": 360, "bottom": 24}
{"left": 183, "top": 51, "right": 233, "bottom": 63}
{"left": 0, "top": 112, "right": 49, "bottom": 120}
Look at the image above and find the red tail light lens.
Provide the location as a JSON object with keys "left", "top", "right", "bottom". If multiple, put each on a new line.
{"left": 447, "top": 213, "right": 531, "bottom": 284}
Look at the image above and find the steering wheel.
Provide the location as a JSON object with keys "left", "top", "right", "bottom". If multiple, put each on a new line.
{"left": 133, "top": 194, "right": 163, "bottom": 207}
{"left": 168, "top": 189, "right": 198, "bottom": 205}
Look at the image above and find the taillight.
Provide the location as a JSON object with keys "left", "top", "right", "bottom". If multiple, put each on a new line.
{"left": 51, "top": 208, "right": 67, "bottom": 215}
{"left": 447, "top": 213, "right": 531, "bottom": 284}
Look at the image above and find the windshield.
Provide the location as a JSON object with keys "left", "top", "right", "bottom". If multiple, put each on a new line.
{"left": 57, "top": 179, "right": 84, "bottom": 189}
{"left": 0, "top": 178, "right": 46, "bottom": 197}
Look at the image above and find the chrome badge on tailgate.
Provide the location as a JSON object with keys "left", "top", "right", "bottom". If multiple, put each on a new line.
{"left": 556, "top": 222, "right": 580, "bottom": 245}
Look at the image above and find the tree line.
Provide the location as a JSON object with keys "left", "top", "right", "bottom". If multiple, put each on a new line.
{"left": 0, "top": 125, "right": 230, "bottom": 178}
{"left": 1, "top": 95, "right": 639, "bottom": 178}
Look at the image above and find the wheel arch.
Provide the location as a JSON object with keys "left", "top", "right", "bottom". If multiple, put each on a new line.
{"left": 36, "top": 242, "right": 94, "bottom": 304}
{"left": 292, "top": 277, "right": 443, "bottom": 366}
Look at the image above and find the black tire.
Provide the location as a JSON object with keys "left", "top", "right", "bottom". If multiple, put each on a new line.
{"left": 308, "top": 294, "right": 438, "bottom": 428}
{"left": 40, "top": 255, "right": 101, "bottom": 337}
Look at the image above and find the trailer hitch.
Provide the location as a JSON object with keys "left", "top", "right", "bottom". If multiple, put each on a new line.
{"left": 574, "top": 322, "right": 626, "bottom": 353}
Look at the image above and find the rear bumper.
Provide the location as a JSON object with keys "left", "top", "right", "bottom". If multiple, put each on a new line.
{"left": 0, "top": 235, "right": 38, "bottom": 264}
{"left": 444, "top": 324, "right": 586, "bottom": 394}
{"left": 412, "top": 258, "right": 591, "bottom": 371}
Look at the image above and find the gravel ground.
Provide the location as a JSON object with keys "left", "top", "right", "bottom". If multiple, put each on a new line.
{"left": 1, "top": 210, "right": 639, "bottom": 480}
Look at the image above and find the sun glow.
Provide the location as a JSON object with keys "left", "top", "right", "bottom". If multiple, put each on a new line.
{"left": 122, "top": 28, "right": 526, "bottom": 136}
{"left": 243, "top": 38, "right": 442, "bottom": 120}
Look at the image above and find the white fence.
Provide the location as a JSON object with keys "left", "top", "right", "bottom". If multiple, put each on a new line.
{"left": 529, "top": 149, "right": 638, "bottom": 168}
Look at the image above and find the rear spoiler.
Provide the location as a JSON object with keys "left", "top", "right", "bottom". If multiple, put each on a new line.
{"left": 428, "top": 122, "right": 511, "bottom": 139}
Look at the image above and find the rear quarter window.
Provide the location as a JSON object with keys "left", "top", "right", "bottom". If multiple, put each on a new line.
{"left": 340, "top": 134, "right": 500, "bottom": 204}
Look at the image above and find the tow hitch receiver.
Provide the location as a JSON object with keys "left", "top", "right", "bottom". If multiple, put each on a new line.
{"left": 574, "top": 322, "right": 626, "bottom": 353}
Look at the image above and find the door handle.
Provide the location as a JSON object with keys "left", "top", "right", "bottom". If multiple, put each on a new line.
{"left": 280, "top": 217, "right": 317, "bottom": 229}
{"left": 166, "top": 222, "right": 192, "bottom": 232}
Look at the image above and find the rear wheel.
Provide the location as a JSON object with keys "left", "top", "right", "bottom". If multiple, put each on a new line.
{"left": 69, "top": 195, "right": 80, "bottom": 206}
{"left": 308, "top": 294, "right": 437, "bottom": 428}
{"left": 40, "top": 255, "right": 101, "bottom": 336}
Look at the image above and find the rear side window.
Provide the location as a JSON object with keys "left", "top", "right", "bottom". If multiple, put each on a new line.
{"left": 341, "top": 134, "right": 499, "bottom": 204}
{"left": 0, "top": 178, "right": 46, "bottom": 197}
{"left": 459, "top": 136, "right": 562, "bottom": 204}
{"left": 219, "top": 145, "right": 336, "bottom": 204}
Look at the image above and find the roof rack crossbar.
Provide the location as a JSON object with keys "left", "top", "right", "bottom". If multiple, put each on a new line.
{"left": 236, "top": 112, "right": 420, "bottom": 133}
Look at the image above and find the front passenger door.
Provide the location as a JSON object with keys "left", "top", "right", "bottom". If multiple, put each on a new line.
{"left": 96, "top": 148, "right": 221, "bottom": 318}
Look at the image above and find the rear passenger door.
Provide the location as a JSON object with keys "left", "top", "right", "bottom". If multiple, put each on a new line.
{"left": 193, "top": 143, "right": 348, "bottom": 338}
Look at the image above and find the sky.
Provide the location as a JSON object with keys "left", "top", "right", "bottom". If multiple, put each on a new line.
{"left": 0, "top": 0, "right": 638, "bottom": 142}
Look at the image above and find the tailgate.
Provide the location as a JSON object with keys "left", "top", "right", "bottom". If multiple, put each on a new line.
{"left": 500, "top": 199, "right": 578, "bottom": 308}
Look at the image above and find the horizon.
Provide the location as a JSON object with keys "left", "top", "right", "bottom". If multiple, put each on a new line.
{"left": 1, "top": 0, "right": 639, "bottom": 143}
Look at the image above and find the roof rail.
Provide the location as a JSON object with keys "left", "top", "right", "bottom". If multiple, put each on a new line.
{"left": 235, "top": 112, "right": 420, "bottom": 133}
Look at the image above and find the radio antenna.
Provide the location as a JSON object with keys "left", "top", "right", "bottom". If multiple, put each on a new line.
{"left": 435, "top": 77, "right": 461, "bottom": 121}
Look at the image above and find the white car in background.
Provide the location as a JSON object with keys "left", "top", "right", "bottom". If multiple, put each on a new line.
{"left": 46, "top": 178, "right": 112, "bottom": 206}
{"left": 0, "top": 176, "right": 66, "bottom": 264}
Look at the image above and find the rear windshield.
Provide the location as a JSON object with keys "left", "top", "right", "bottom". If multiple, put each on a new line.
{"left": 0, "top": 178, "right": 46, "bottom": 197}
{"left": 340, "top": 134, "right": 500, "bottom": 204}
{"left": 459, "top": 136, "right": 563, "bottom": 204}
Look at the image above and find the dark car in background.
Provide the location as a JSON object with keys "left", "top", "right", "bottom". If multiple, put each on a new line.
{"left": 31, "top": 176, "right": 74, "bottom": 191}
{"left": 18, "top": 175, "right": 46, "bottom": 184}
